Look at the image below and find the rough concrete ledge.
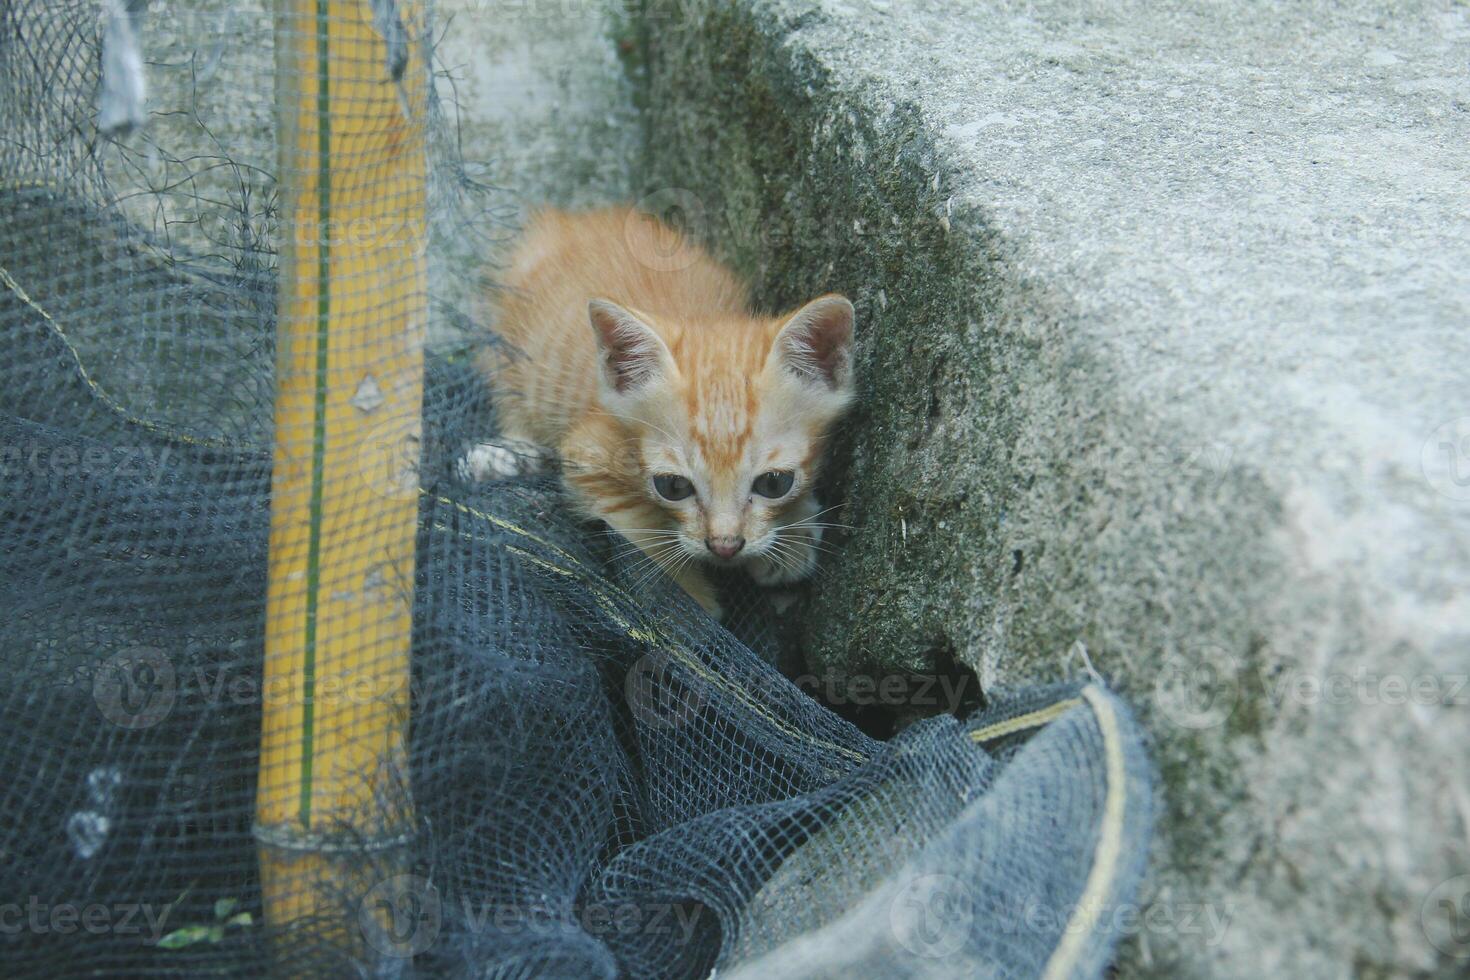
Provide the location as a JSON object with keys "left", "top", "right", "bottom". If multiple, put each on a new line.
{"left": 636, "top": 1, "right": 1470, "bottom": 976}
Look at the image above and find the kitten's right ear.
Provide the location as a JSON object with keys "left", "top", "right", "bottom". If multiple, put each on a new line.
{"left": 588, "top": 299, "right": 673, "bottom": 395}
{"left": 771, "top": 294, "right": 855, "bottom": 393}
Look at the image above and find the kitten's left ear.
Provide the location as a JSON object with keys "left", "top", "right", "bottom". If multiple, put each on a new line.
{"left": 588, "top": 299, "right": 674, "bottom": 396}
{"left": 771, "top": 294, "right": 855, "bottom": 392}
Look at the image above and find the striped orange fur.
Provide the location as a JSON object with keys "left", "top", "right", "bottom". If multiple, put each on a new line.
{"left": 479, "top": 206, "right": 855, "bottom": 618}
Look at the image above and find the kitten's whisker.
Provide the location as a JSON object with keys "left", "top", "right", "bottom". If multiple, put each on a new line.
{"left": 770, "top": 531, "right": 829, "bottom": 578}
{"left": 629, "top": 565, "right": 672, "bottom": 593}
{"left": 760, "top": 539, "right": 803, "bottom": 573}
{"left": 619, "top": 540, "right": 687, "bottom": 575}
{"left": 768, "top": 530, "right": 840, "bottom": 556}
{"left": 784, "top": 534, "right": 842, "bottom": 554}
{"left": 612, "top": 547, "right": 679, "bottom": 565}
{"left": 620, "top": 556, "right": 671, "bottom": 571}
{"left": 614, "top": 545, "right": 680, "bottom": 566}
{"left": 768, "top": 549, "right": 799, "bottom": 575}
{"left": 602, "top": 537, "right": 682, "bottom": 552}
{"left": 639, "top": 560, "right": 686, "bottom": 597}
{"left": 629, "top": 545, "right": 693, "bottom": 592}
{"left": 612, "top": 528, "right": 685, "bottom": 542}
{"left": 622, "top": 544, "right": 685, "bottom": 574}
{"left": 782, "top": 509, "right": 851, "bottom": 526}
{"left": 606, "top": 528, "right": 683, "bottom": 547}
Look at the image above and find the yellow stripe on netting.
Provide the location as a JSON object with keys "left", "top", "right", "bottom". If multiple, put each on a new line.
{"left": 1040, "top": 685, "right": 1130, "bottom": 980}
{"left": 255, "top": 0, "right": 427, "bottom": 960}
{"left": 496, "top": 542, "right": 870, "bottom": 767}
{"left": 429, "top": 489, "right": 872, "bottom": 766}
{"left": 431, "top": 507, "right": 865, "bottom": 769}
{"left": 427, "top": 488, "right": 872, "bottom": 766}
{"left": 968, "top": 697, "right": 1083, "bottom": 745}
{"left": 496, "top": 542, "right": 656, "bottom": 642}
{"left": 426, "top": 489, "right": 570, "bottom": 557}
{"left": 0, "top": 262, "right": 243, "bottom": 451}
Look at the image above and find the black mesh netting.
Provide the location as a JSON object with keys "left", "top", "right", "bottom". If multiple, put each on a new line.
{"left": 0, "top": 3, "right": 1156, "bottom": 978}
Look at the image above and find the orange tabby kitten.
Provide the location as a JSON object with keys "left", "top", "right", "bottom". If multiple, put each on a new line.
{"left": 469, "top": 206, "right": 855, "bottom": 619}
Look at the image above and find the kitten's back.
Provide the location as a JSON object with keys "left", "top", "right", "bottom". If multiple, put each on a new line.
{"left": 485, "top": 207, "right": 751, "bottom": 445}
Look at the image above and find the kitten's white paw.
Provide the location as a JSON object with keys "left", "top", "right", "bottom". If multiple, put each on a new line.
{"left": 457, "top": 440, "right": 549, "bottom": 482}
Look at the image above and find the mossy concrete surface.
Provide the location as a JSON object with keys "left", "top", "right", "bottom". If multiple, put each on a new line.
{"left": 636, "top": 1, "right": 1470, "bottom": 976}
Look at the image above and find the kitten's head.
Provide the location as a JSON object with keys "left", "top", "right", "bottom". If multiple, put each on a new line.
{"left": 586, "top": 293, "right": 855, "bottom": 569}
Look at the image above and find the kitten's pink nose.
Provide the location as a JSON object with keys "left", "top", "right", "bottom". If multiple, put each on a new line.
{"left": 705, "top": 536, "right": 745, "bottom": 560}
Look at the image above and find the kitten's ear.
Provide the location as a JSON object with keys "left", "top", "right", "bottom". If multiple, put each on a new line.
{"left": 771, "top": 294, "right": 855, "bottom": 392}
{"left": 588, "top": 299, "right": 673, "bottom": 395}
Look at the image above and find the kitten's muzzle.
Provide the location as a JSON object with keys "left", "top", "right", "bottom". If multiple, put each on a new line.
{"left": 705, "top": 536, "right": 745, "bottom": 560}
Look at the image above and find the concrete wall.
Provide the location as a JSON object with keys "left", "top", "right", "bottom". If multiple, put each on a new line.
{"left": 634, "top": 1, "right": 1470, "bottom": 977}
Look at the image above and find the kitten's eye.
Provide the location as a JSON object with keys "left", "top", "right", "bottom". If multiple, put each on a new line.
{"left": 751, "top": 470, "right": 796, "bottom": 499}
{"left": 653, "top": 474, "right": 695, "bottom": 501}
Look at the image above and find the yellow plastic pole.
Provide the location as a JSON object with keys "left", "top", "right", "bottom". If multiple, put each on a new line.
{"left": 257, "top": 0, "right": 427, "bottom": 960}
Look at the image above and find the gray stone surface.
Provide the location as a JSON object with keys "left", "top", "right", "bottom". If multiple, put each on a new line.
{"left": 420, "top": 0, "right": 643, "bottom": 340}
{"left": 636, "top": 0, "right": 1470, "bottom": 976}
{"left": 431, "top": 0, "right": 639, "bottom": 209}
